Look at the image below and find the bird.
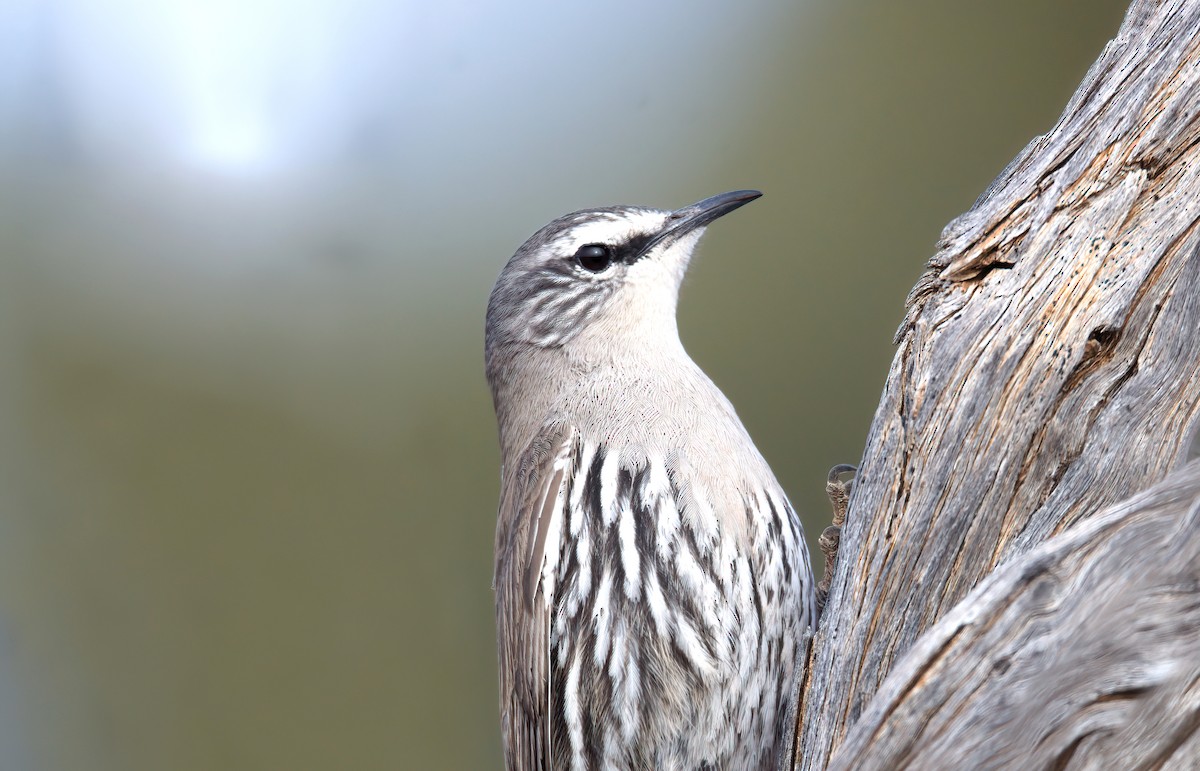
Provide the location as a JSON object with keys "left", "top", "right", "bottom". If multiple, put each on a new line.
{"left": 485, "top": 190, "right": 816, "bottom": 771}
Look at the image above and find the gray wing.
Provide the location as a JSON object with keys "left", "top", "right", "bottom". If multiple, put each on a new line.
{"left": 494, "top": 425, "right": 577, "bottom": 771}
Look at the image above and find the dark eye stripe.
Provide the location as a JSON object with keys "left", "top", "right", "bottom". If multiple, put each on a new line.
{"left": 571, "top": 231, "right": 658, "bottom": 273}
{"left": 615, "top": 233, "right": 653, "bottom": 264}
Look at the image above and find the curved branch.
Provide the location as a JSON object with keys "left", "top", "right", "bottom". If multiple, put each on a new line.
{"left": 828, "top": 461, "right": 1200, "bottom": 769}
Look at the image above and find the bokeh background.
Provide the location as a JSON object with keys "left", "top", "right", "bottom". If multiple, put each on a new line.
{"left": 1, "top": 0, "right": 1129, "bottom": 768}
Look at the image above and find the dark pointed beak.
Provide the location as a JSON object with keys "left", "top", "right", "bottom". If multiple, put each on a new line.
{"left": 633, "top": 189, "right": 762, "bottom": 262}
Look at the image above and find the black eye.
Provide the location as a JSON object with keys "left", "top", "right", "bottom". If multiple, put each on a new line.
{"left": 575, "top": 244, "right": 613, "bottom": 272}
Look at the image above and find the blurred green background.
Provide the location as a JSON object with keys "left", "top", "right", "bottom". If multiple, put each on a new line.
{"left": 1, "top": 0, "right": 1128, "bottom": 768}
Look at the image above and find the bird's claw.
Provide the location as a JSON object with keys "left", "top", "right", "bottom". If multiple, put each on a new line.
{"left": 816, "top": 464, "right": 856, "bottom": 615}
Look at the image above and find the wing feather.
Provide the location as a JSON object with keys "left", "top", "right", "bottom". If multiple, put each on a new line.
{"left": 494, "top": 425, "right": 577, "bottom": 771}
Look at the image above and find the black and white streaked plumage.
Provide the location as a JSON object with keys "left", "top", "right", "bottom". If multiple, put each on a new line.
{"left": 485, "top": 191, "right": 816, "bottom": 771}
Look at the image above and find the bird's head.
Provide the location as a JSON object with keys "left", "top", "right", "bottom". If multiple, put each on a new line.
{"left": 484, "top": 190, "right": 761, "bottom": 374}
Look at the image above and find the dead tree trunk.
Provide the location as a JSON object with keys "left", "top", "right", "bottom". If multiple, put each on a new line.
{"left": 825, "top": 462, "right": 1200, "bottom": 769}
{"left": 794, "top": 1, "right": 1200, "bottom": 767}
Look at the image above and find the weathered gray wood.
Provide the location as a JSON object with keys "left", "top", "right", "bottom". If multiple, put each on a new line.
{"left": 826, "top": 462, "right": 1200, "bottom": 770}
{"left": 795, "top": 0, "right": 1200, "bottom": 767}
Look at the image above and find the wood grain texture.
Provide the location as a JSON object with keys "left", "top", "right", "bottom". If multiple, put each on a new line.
{"left": 795, "top": 0, "right": 1200, "bottom": 766}
{"left": 826, "top": 462, "right": 1200, "bottom": 770}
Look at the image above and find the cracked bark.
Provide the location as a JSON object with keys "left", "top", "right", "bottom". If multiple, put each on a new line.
{"left": 793, "top": 1, "right": 1200, "bottom": 768}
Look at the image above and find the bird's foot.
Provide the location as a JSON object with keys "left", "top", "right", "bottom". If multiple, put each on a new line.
{"left": 816, "top": 464, "right": 856, "bottom": 615}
